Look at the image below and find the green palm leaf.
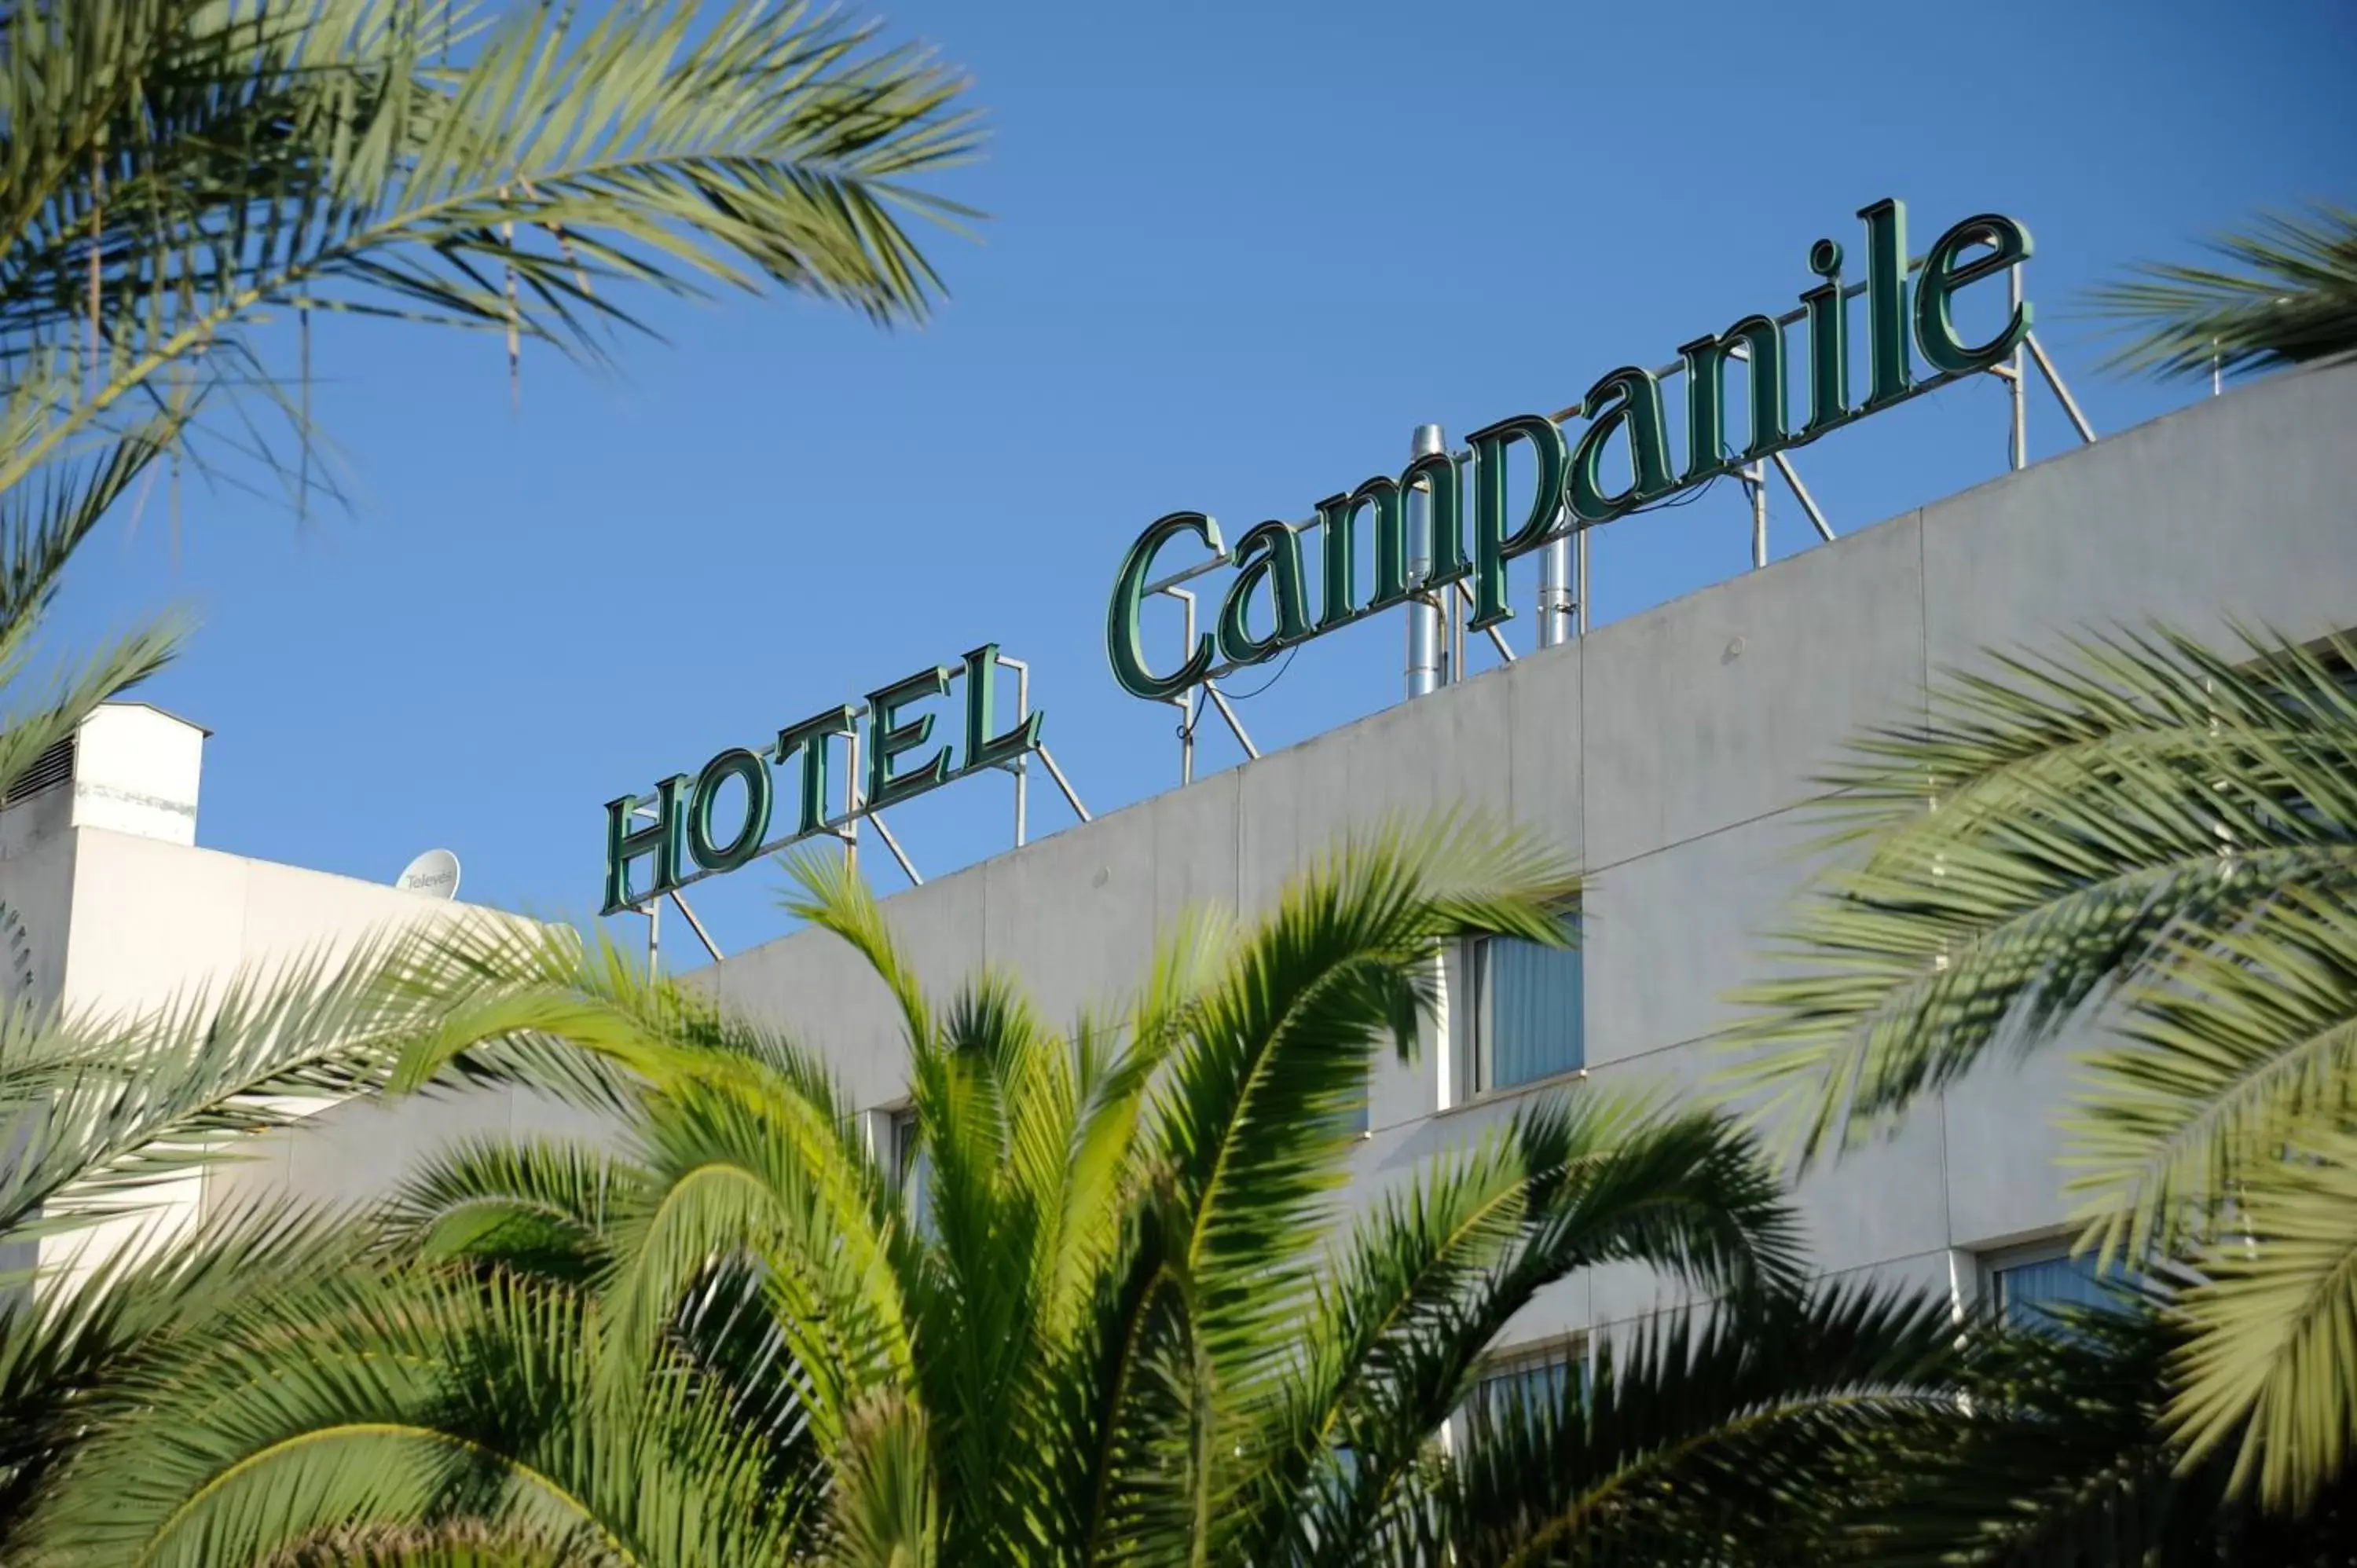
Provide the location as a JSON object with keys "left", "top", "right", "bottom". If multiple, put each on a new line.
{"left": 2167, "top": 1108, "right": 2357, "bottom": 1511}
{"left": 2066, "top": 886, "right": 2357, "bottom": 1261}
{"left": 1724, "top": 623, "right": 2357, "bottom": 1513}
{"left": 2085, "top": 204, "right": 2357, "bottom": 381}
{"left": 1721, "top": 625, "right": 2357, "bottom": 1164}
{"left": 46, "top": 1262, "right": 810, "bottom": 1568}
{"left": 0, "top": 0, "right": 982, "bottom": 500}
{"left": 1383, "top": 1282, "right": 1980, "bottom": 1567}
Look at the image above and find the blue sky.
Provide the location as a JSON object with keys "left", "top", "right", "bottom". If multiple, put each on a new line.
{"left": 45, "top": 0, "right": 2356, "bottom": 960}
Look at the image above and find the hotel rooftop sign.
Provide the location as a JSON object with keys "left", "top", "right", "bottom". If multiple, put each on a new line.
{"left": 1104, "top": 197, "right": 2036, "bottom": 701}
{"left": 601, "top": 644, "right": 1062, "bottom": 918}
{"left": 601, "top": 196, "right": 2069, "bottom": 923}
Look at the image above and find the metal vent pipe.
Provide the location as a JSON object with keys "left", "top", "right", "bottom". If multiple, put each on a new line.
{"left": 1405, "top": 423, "right": 1445, "bottom": 698}
{"left": 1536, "top": 518, "right": 1573, "bottom": 649}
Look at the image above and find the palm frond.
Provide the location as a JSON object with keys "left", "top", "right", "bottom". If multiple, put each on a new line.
{"left": 43, "top": 1263, "right": 809, "bottom": 1568}
{"left": 0, "top": 360, "right": 194, "bottom": 640}
{"left": 2065, "top": 885, "right": 2357, "bottom": 1262}
{"left": 1264, "top": 1094, "right": 1803, "bottom": 1563}
{"left": 821, "top": 1390, "right": 938, "bottom": 1568}
{"left": 779, "top": 845, "right": 937, "bottom": 1056}
{"left": 376, "top": 918, "right": 911, "bottom": 1454}
{"left": 0, "top": 1200, "right": 373, "bottom": 1550}
{"left": 0, "top": 0, "right": 982, "bottom": 517}
{"left": 1721, "top": 625, "right": 2357, "bottom": 1165}
{"left": 376, "top": 1135, "right": 645, "bottom": 1285}
{"left": 0, "top": 610, "right": 182, "bottom": 801}
{"left": 2084, "top": 203, "right": 2357, "bottom": 381}
{"left": 2166, "top": 1108, "right": 2357, "bottom": 1511}
{"left": 1380, "top": 1282, "right": 1978, "bottom": 1568}
{"left": 1882, "top": 1296, "right": 2357, "bottom": 1566}
{"left": 1154, "top": 815, "right": 1577, "bottom": 1393}
{"left": 0, "top": 922, "right": 472, "bottom": 1243}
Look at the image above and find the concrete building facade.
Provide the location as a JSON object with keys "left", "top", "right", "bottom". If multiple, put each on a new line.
{"left": 695, "top": 353, "right": 2357, "bottom": 1365}
{"left": 9, "top": 355, "right": 2352, "bottom": 1380}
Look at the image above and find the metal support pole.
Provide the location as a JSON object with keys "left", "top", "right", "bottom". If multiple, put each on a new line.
{"left": 868, "top": 811, "right": 922, "bottom": 886}
{"left": 1405, "top": 423, "right": 1443, "bottom": 698}
{"left": 1574, "top": 526, "right": 1589, "bottom": 637}
{"left": 2008, "top": 266, "right": 2028, "bottom": 471}
{"left": 2024, "top": 333, "right": 2098, "bottom": 445}
{"left": 1001, "top": 653, "right": 1031, "bottom": 848}
{"left": 1172, "top": 688, "right": 1197, "bottom": 785}
{"left": 1166, "top": 588, "right": 1199, "bottom": 785}
{"left": 646, "top": 896, "right": 661, "bottom": 978}
{"left": 841, "top": 728, "right": 860, "bottom": 876}
{"left": 1746, "top": 462, "right": 1768, "bottom": 569}
{"left": 1450, "top": 585, "right": 1465, "bottom": 682}
{"left": 1769, "top": 451, "right": 1836, "bottom": 542}
{"left": 1035, "top": 746, "right": 1092, "bottom": 821}
{"left": 1203, "top": 682, "right": 1261, "bottom": 759}
{"left": 1536, "top": 510, "right": 1572, "bottom": 650}
{"left": 667, "top": 888, "right": 724, "bottom": 962}
{"left": 1453, "top": 580, "right": 1516, "bottom": 664}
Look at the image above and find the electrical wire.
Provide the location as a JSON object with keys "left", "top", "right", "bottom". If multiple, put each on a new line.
{"left": 1175, "top": 456, "right": 1743, "bottom": 742}
{"left": 1219, "top": 643, "right": 1299, "bottom": 701}
{"left": 1176, "top": 643, "right": 1299, "bottom": 743}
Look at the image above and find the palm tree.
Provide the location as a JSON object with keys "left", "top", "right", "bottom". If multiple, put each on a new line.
{"left": 1724, "top": 626, "right": 2357, "bottom": 1514}
{"left": 2086, "top": 204, "right": 2357, "bottom": 382}
{"left": 1888, "top": 1295, "right": 2357, "bottom": 1566}
{"left": 0, "top": 0, "right": 978, "bottom": 1544}
{"left": 0, "top": 0, "right": 980, "bottom": 795}
{"left": 31, "top": 823, "right": 2005, "bottom": 1566}
{"left": 0, "top": 933, "right": 523, "bottom": 1547}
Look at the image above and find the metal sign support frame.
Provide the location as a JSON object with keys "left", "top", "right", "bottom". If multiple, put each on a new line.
{"left": 628, "top": 649, "right": 1091, "bottom": 973}
{"left": 1142, "top": 255, "right": 2099, "bottom": 784}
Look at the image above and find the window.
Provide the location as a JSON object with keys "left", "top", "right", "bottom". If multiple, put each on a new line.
{"left": 1457, "top": 1337, "right": 1585, "bottom": 1451}
{"left": 1458, "top": 913, "right": 1583, "bottom": 1095}
{"left": 1987, "top": 1244, "right": 2125, "bottom": 1329}
{"left": 889, "top": 1105, "right": 933, "bottom": 1237}
{"left": 1340, "top": 1064, "right": 1371, "bottom": 1140}
{"left": 1474, "top": 1344, "right": 1580, "bottom": 1418}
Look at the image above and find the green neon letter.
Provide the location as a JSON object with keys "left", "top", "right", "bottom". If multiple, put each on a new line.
{"left": 1405, "top": 449, "right": 1468, "bottom": 586}
{"left": 601, "top": 773, "right": 691, "bottom": 915}
{"left": 1314, "top": 490, "right": 1359, "bottom": 632}
{"left": 1860, "top": 198, "right": 1912, "bottom": 410}
{"left": 1569, "top": 367, "right": 1675, "bottom": 523}
{"left": 1216, "top": 519, "right": 1313, "bottom": 666}
{"left": 1317, "top": 477, "right": 1409, "bottom": 623}
{"left": 1801, "top": 237, "right": 1851, "bottom": 438}
{"left": 686, "top": 748, "right": 772, "bottom": 874}
{"left": 960, "top": 643, "right": 1043, "bottom": 774}
{"left": 1358, "top": 478, "right": 1411, "bottom": 610}
{"left": 1915, "top": 213, "right": 2033, "bottom": 375}
{"left": 1677, "top": 315, "right": 1786, "bottom": 481}
{"left": 866, "top": 665, "right": 955, "bottom": 810}
{"left": 1107, "top": 511, "right": 1225, "bottom": 701}
{"left": 777, "top": 705, "right": 856, "bottom": 835}
{"left": 1466, "top": 413, "right": 1569, "bottom": 631}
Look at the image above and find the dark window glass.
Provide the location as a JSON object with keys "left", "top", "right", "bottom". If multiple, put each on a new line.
{"left": 1992, "top": 1251, "right": 2124, "bottom": 1328}
{"left": 1468, "top": 914, "right": 1582, "bottom": 1093}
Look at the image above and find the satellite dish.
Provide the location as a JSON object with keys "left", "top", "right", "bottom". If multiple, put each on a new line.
{"left": 396, "top": 848, "right": 461, "bottom": 900}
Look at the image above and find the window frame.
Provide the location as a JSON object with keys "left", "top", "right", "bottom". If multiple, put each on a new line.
{"left": 1980, "top": 1234, "right": 2132, "bottom": 1328}
{"left": 1450, "top": 909, "right": 1584, "bottom": 1104}
{"left": 888, "top": 1104, "right": 921, "bottom": 1185}
{"left": 887, "top": 1102, "right": 933, "bottom": 1237}
{"left": 1455, "top": 1332, "right": 1587, "bottom": 1450}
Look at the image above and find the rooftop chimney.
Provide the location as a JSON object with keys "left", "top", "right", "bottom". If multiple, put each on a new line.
{"left": 0, "top": 702, "right": 206, "bottom": 849}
